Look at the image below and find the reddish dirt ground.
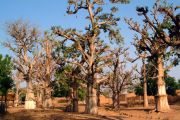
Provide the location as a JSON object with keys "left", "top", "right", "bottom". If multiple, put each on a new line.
{"left": 0, "top": 103, "right": 180, "bottom": 120}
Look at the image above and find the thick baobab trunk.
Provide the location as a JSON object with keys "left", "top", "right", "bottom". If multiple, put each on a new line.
{"left": 43, "top": 34, "right": 53, "bottom": 109}
{"left": 117, "top": 92, "right": 120, "bottom": 108}
{"left": 14, "top": 81, "right": 20, "bottom": 107}
{"left": 156, "top": 56, "right": 170, "bottom": 112}
{"left": 85, "top": 78, "right": 97, "bottom": 114}
{"left": 72, "top": 88, "right": 78, "bottom": 112}
{"left": 112, "top": 91, "right": 117, "bottom": 108}
{"left": 143, "top": 60, "right": 148, "bottom": 108}
{"left": 97, "top": 84, "right": 100, "bottom": 107}
{"left": 72, "top": 79, "right": 78, "bottom": 112}
{"left": 66, "top": 77, "right": 78, "bottom": 112}
{"left": 112, "top": 92, "right": 120, "bottom": 109}
{"left": 44, "top": 86, "right": 53, "bottom": 108}
{"left": 25, "top": 80, "right": 36, "bottom": 109}
{"left": 37, "top": 88, "right": 43, "bottom": 108}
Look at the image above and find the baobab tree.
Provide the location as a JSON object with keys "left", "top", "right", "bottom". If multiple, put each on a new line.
{"left": 42, "top": 33, "right": 55, "bottom": 108}
{"left": 33, "top": 33, "right": 56, "bottom": 108}
{"left": 52, "top": 42, "right": 86, "bottom": 112}
{"left": 52, "top": 0, "right": 130, "bottom": 114}
{"left": 5, "top": 20, "right": 39, "bottom": 109}
{"left": 105, "top": 48, "right": 135, "bottom": 109}
{"left": 125, "top": 1, "right": 179, "bottom": 112}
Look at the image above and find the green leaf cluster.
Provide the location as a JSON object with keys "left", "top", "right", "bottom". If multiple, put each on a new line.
{"left": 0, "top": 54, "right": 14, "bottom": 96}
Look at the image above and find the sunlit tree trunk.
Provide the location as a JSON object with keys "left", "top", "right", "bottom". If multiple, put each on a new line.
{"left": 85, "top": 75, "right": 97, "bottom": 114}
{"left": 156, "top": 55, "right": 170, "bottom": 112}
{"left": 44, "top": 90, "right": 52, "bottom": 108}
{"left": 43, "top": 34, "right": 53, "bottom": 109}
{"left": 24, "top": 53, "right": 36, "bottom": 109}
{"left": 143, "top": 59, "right": 148, "bottom": 108}
{"left": 25, "top": 79, "right": 36, "bottom": 109}
{"left": 37, "top": 87, "right": 43, "bottom": 108}
{"left": 43, "top": 82, "right": 53, "bottom": 108}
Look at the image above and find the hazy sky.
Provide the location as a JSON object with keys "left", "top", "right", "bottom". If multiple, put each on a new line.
{"left": 0, "top": 0, "right": 179, "bottom": 79}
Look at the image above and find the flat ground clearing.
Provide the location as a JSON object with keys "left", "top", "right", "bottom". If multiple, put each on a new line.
{"left": 0, "top": 104, "right": 180, "bottom": 120}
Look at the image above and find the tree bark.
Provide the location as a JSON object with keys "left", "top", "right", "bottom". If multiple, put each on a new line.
{"left": 97, "top": 84, "right": 100, "bottom": 107}
{"left": 37, "top": 88, "right": 43, "bottom": 108}
{"left": 14, "top": 81, "right": 20, "bottom": 107}
{"left": 143, "top": 59, "right": 148, "bottom": 108}
{"left": 117, "top": 92, "right": 120, "bottom": 108}
{"left": 112, "top": 91, "right": 115, "bottom": 108}
{"left": 85, "top": 78, "right": 97, "bottom": 114}
{"left": 156, "top": 56, "right": 170, "bottom": 112}
{"left": 72, "top": 88, "right": 78, "bottom": 112}
{"left": 72, "top": 78, "right": 78, "bottom": 112}
{"left": 43, "top": 86, "right": 53, "bottom": 109}
{"left": 43, "top": 33, "right": 53, "bottom": 109}
{"left": 25, "top": 80, "right": 36, "bottom": 109}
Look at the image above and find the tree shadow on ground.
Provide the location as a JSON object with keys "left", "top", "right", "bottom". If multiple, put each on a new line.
{"left": 0, "top": 108, "right": 124, "bottom": 120}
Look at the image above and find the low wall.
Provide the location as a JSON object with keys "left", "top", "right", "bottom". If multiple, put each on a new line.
{"left": 52, "top": 93, "right": 180, "bottom": 108}
{"left": 168, "top": 95, "right": 180, "bottom": 104}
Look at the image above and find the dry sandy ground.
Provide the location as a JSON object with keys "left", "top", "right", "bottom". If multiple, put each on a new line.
{"left": 0, "top": 104, "right": 180, "bottom": 120}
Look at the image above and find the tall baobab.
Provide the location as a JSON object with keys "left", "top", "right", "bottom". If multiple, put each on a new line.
{"left": 125, "top": 1, "right": 179, "bottom": 111}
{"left": 52, "top": 0, "right": 130, "bottom": 114}
{"left": 5, "top": 20, "right": 39, "bottom": 109}
{"left": 33, "top": 33, "right": 55, "bottom": 108}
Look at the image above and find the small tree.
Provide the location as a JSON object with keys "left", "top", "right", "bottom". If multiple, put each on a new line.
{"left": 0, "top": 54, "right": 14, "bottom": 114}
{"left": 53, "top": 42, "right": 86, "bottom": 112}
{"left": 105, "top": 48, "right": 136, "bottom": 109}
{"left": 165, "top": 77, "right": 178, "bottom": 96}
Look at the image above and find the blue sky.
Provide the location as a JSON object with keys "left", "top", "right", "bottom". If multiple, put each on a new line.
{"left": 0, "top": 0, "right": 180, "bottom": 79}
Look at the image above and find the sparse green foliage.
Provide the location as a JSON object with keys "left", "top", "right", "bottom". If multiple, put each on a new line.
{"left": 135, "top": 76, "right": 179, "bottom": 96}
{"left": 165, "top": 77, "right": 178, "bottom": 96}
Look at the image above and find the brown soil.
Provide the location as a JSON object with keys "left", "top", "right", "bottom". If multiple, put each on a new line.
{"left": 0, "top": 103, "right": 180, "bottom": 120}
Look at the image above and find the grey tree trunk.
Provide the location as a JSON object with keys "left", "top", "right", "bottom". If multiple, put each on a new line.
{"left": 43, "top": 86, "right": 53, "bottom": 109}
{"left": 25, "top": 80, "right": 36, "bottom": 109}
{"left": 85, "top": 78, "right": 97, "bottom": 114}
{"left": 37, "top": 88, "right": 43, "bottom": 108}
{"left": 156, "top": 56, "right": 170, "bottom": 112}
